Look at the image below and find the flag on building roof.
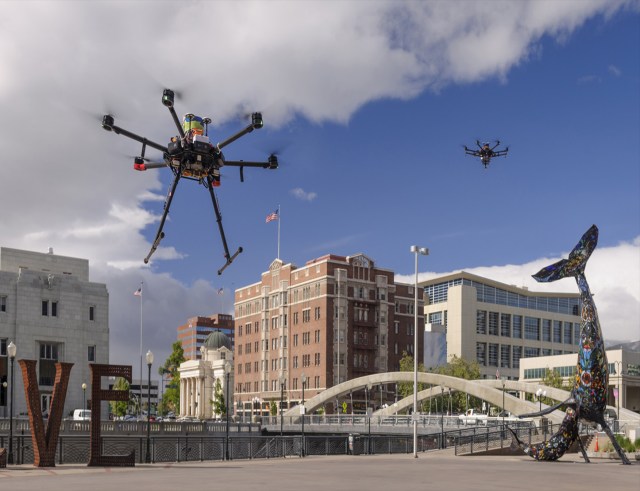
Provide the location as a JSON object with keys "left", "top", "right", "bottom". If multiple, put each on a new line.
{"left": 217, "top": 287, "right": 224, "bottom": 295}
{"left": 134, "top": 286, "right": 142, "bottom": 296}
{"left": 266, "top": 209, "right": 279, "bottom": 223}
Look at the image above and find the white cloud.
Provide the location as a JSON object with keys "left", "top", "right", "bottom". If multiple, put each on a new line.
{"left": 608, "top": 64, "right": 622, "bottom": 77}
{"left": 396, "top": 237, "right": 640, "bottom": 343}
{"left": 0, "top": 0, "right": 636, "bottom": 366}
{"left": 290, "top": 187, "right": 318, "bottom": 201}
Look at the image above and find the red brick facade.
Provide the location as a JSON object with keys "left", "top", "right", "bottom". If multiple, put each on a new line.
{"left": 233, "top": 254, "right": 424, "bottom": 417}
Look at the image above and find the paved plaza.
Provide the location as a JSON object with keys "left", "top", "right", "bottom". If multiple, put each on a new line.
{"left": 1, "top": 453, "right": 638, "bottom": 491}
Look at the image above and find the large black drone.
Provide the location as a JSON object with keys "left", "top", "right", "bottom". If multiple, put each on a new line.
{"left": 101, "top": 89, "right": 278, "bottom": 274}
{"left": 464, "top": 140, "right": 509, "bottom": 168}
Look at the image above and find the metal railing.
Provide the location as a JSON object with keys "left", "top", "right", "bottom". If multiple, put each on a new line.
{"left": 454, "top": 422, "right": 563, "bottom": 455}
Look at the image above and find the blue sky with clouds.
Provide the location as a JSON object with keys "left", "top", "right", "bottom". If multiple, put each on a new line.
{"left": 0, "top": 1, "right": 638, "bottom": 367}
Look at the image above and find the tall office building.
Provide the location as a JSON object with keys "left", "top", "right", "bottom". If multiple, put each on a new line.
{"left": 233, "top": 254, "right": 424, "bottom": 418}
{"left": 419, "top": 271, "right": 582, "bottom": 380}
{"left": 0, "top": 247, "right": 109, "bottom": 418}
{"left": 177, "top": 313, "right": 234, "bottom": 360}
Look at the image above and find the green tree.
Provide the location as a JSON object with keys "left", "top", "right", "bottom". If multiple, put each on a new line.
{"left": 433, "top": 355, "right": 481, "bottom": 413}
{"left": 397, "top": 352, "right": 429, "bottom": 411}
{"left": 110, "top": 377, "right": 130, "bottom": 418}
{"left": 540, "top": 367, "right": 566, "bottom": 406}
{"left": 158, "top": 341, "right": 185, "bottom": 413}
{"left": 211, "top": 377, "right": 226, "bottom": 417}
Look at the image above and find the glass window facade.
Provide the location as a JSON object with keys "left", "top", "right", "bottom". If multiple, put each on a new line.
{"left": 525, "top": 317, "right": 540, "bottom": 341}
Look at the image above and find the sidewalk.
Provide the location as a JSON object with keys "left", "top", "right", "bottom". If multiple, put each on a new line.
{"left": 1, "top": 453, "right": 638, "bottom": 491}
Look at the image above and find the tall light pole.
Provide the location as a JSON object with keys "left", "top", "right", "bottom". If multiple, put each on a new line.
{"left": 501, "top": 377, "right": 506, "bottom": 428}
{"left": 301, "top": 373, "right": 307, "bottom": 458}
{"left": 145, "top": 350, "right": 153, "bottom": 463}
{"left": 410, "top": 245, "right": 429, "bottom": 458}
{"left": 279, "top": 372, "right": 285, "bottom": 438}
{"left": 82, "top": 382, "right": 87, "bottom": 413}
{"left": 614, "top": 360, "right": 622, "bottom": 431}
{"left": 8, "top": 341, "right": 17, "bottom": 464}
{"left": 225, "top": 361, "right": 231, "bottom": 460}
{"left": 440, "top": 386, "right": 445, "bottom": 449}
{"left": 366, "top": 384, "right": 372, "bottom": 455}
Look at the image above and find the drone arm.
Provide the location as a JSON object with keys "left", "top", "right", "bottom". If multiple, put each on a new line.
{"left": 143, "top": 171, "right": 181, "bottom": 264}
{"left": 217, "top": 113, "right": 264, "bottom": 150}
{"left": 166, "top": 106, "right": 186, "bottom": 139}
{"left": 225, "top": 160, "right": 274, "bottom": 169}
{"left": 205, "top": 176, "right": 243, "bottom": 275}
{"left": 110, "top": 124, "right": 168, "bottom": 153}
{"left": 491, "top": 141, "right": 501, "bottom": 151}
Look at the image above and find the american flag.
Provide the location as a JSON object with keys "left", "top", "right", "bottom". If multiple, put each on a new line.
{"left": 266, "top": 209, "right": 279, "bottom": 223}
{"left": 217, "top": 288, "right": 224, "bottom": 295}
{"left": 134, "top": 286, "right": 142, "bottom": 297}
{"left": 495, "top": 369, "right": 500, "bottom": 379}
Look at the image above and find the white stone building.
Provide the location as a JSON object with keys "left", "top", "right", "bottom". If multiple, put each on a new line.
{"left": 0, "top": 247, "right": 109, "bottom": 418}
{"left": 178, "top": 331, "right": 234, "bottom": 419}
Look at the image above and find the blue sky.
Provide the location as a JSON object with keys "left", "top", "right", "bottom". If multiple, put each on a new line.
{"left": 0, "top": 1, "right": 638, "bottom": 368}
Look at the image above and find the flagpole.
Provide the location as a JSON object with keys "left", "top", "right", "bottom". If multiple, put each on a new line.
{"left": 277, "top": 204, "right": 281, "bottom": 260}
{"left": 139, "top": 281, "right": 143, "bottom": 417}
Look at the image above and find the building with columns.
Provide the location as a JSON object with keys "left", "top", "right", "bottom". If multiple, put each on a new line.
{"left": 178, "top": 331, "right": 234, "bottom": 419}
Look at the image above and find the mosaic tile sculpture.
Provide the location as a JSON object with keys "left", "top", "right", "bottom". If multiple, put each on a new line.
{"left": 509, "top": 225, "right": 631, "bottom": 464}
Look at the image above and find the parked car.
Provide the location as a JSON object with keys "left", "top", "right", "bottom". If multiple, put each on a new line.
{"left": 72, "top": 409, "right": 91, "bottom": 421}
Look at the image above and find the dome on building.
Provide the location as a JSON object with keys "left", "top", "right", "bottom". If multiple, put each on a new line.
{"left": 203, "top": 330, "right": 232, "bottom": 351}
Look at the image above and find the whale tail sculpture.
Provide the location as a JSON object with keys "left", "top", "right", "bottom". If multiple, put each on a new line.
{"left": 532, "top": 224, "right": 598, "bottom": 283}
{"left": 513, "top": 225, "right": 631, "bottom": 464}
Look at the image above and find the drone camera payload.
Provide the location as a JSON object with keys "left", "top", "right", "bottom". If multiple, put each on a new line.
{"left": 100, "top": 88, "right": 278, "bottom": 275}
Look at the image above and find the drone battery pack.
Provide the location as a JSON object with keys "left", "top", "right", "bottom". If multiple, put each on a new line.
{"left": 193, "top": 134, "right": 210, "bottom": 144}
{"left": 193, "top": 140, "right": 211, "bottom": 153}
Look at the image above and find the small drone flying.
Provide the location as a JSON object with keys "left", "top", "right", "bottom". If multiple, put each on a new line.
{"left": 464, "top": 140, "right": 509, "bottom": 168}
{"left": 101, "top": 89, "right": 278, "bottom": 275}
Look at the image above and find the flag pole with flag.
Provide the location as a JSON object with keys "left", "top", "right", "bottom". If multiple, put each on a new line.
{"left": 266, "top": 205, "right": 280, "bottom": 259}
{"left": 134, "top": 282, "right": 143, "bottom": 416}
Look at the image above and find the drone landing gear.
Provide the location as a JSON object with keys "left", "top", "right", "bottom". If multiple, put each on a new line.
{"left": 144, "top": 172, "right": 182, "bottom": 264}
{"left": 205, "top": 176, "right": 243, "bottom": 275}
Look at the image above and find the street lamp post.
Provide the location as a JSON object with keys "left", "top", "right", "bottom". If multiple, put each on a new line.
{"left": 279, "top": 373, "right": 285, "bottom": 438}
{"left": 535, "top": 388, "right": 547, "bottom": 412}
{"left": 1, "top": 382, "right": 6, "bottom": 419}
{"left": 301, "top": 373, "right": 307, "bottom": 458}
{"left": 366, "top": 384, "right": 372, "bottom": 455}
{"left": 145, "top": 350, "right": 153, "bottom": 463}
{"left": 614, "top": 360, "right": 622, "bottom": 432}
{"left": 225, "top": 361, "right": 231, "bottom": 460}
{"left": 410, "top": 245, "right": 429, "bottom": 458}
{"left": 7, "top": 341, "right": 17, "bottom": 464}
{"left": 440, "top": 386, "right": 445, "bottom": 449}
{"left": 82, "top": 382, "right": 87, "bottom": 412}
{"left": 501, "top": 377, "right": 506, "bottom": 428}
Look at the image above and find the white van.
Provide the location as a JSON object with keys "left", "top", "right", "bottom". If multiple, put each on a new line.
{"left": 72, "top": 409, "right": 91, "bottom": 421}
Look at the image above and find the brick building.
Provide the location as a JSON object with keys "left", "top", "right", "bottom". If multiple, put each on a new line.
{"left": 233, "top": 254, "right": 424, "bottom": 418}
{"left": 177, "top": 313, "right": 234, "bottom": 361}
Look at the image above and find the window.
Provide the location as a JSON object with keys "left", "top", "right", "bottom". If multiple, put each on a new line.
{"left": 488, "top": 343, "right": 499, "bottom": 366}
{"left": 512, "top": 346, "right": 522, "bottom": 369}
{"left": 553, "top": 321, "right": 562, "bottom": 343}
{"left": 39, "top": 343, "right": 60, "bottom": 386}
{"left": 476, "top": 342, "right": 486, "bottom": 366}
{"left": 542, "top": 319, "right": 551, "bottom": 342}
{"left": 524, "top": 317, "right": 539, "bottom": 340}
{"left": 42, "top": 300, "right": 49, "bottom": 316}
{"left": 89, "top": 305, "right": 95, "bottom": 321}
{"left": 88, "top": 345, "right": 96, "bottom": 362}
{"left": 0, "top": 296, "right": 6, "bottom": 312}
{"left": 500, "top": 345, "right": 510, "bottom": 368}
{"left": 563, "top": 322, "right": 572, "bottom": 344}
{"left": 500, "top": 314, "right": 511, "bottom": 337}
{"left": 513, "top": 315, "right": 522, "bottom": 338}
{"left": 476, "top": 311, "right": 487, "bottom": 335}
{"left": 488, "top": 312, "right": 499, "bottom": 336}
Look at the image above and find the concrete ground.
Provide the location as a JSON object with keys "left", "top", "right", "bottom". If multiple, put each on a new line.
{"left": 1, "top": 453, "right": 637, "bottom": 491}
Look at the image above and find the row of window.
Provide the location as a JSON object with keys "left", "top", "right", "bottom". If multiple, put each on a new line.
{"left": 237, "top": 374, "right": 322, "bottom": 394}
{"left": 476, "top": 342, "right": 576, "bottom": 369}
{"left": 0, "top": 297, "right": 97, "bottom": 320}
{"left": 475, "top": 311, "right": 580, "bottom": 344}
{"left": 424, "top": 278, "right": 581, "bottom": 315}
